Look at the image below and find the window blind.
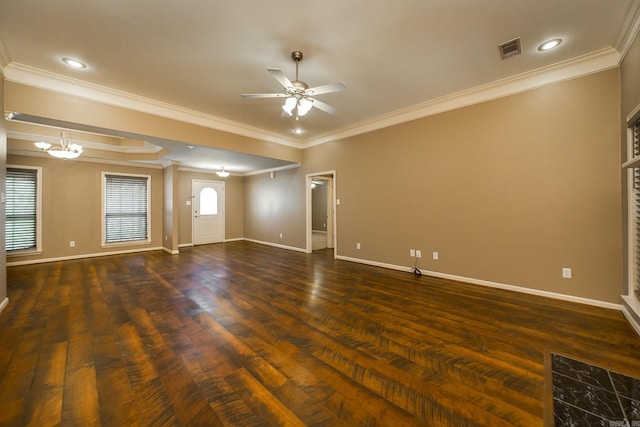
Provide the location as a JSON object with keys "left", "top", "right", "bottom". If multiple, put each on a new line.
{"left": 105, "top": 174, "right": 149, "bottom": 243}
{"left": 6, "top": 168, "right": 37, "bottom": 252}
{"left": 634, "top": 121, "right": 640, "bottom": 298}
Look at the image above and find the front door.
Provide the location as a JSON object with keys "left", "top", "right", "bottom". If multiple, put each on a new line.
{"left": 193, "top": 180, "right": 224, "bottom": 245}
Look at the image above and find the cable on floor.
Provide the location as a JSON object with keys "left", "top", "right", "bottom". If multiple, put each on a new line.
{"left": 412, "top": 257, "right": 422, "bottom": 277}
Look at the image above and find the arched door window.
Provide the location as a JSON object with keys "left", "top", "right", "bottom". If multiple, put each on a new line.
{"left": 200, "top": 187, "right": 218, "bottom": 215}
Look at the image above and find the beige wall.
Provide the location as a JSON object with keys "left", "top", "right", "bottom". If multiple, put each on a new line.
{"left": 6, "top": 153, "right": 164, "bottom": 263}
{"left": 620, "top": 32, "right": 640, "bottom": 294}
{"left": 245, "top": 69, "right": 623, "bottom": 303}
{"left": 177, "top": 171, "right": 244, "bottom": 245}
{"left": 2, "top": 63, "right": 626, "bottom": 305}
{"left": 244, "top": 168, "right": 305, "bottom": 248}
{"left": 312, "top": 184, "right": 328, "bottom": 231}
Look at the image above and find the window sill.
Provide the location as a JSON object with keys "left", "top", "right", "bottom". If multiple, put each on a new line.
{"left": 7, "top": 249, "right": 43, "bottom": 258}
{"left": 101, "top": 240, "right": 151, "bottom": 249}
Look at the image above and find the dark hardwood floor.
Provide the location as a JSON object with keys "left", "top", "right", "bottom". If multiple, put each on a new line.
{"left": 2, "top": 241, "right": 640, "bottom": 426}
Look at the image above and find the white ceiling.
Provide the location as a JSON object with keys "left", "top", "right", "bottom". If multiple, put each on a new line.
{"left": 1, "top": 0, "right": 639, "bottom": 172}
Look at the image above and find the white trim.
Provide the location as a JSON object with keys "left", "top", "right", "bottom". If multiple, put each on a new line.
{"left": 627, "top": 102, "right": 640, "bottom": 124}
{"left": 242, "top": 163, "right": 301, "bottom": 177}
{"left": 336, "top": 255, "right": 623, "bottom": 311}
{"left": 177, "top": 162, "right": 301, "bottom": 177}
{"left": 616, "top": 0, "right": 640, "bottom": 62}
{"left": 102, "top": 171, "right": 152, "bottom": 247}
{"left": 178, "top": 238, "right": 242, "bottom": 247}
{"left": 0, "top": 39, "right": 11, "bottom": 70}
{"left": 7, "top": 130, "right": 163, "bottom": 154}
{"left": 302, "top": 48, "right": 620, "bottom": 148}
{"left": 0, "top": 298, "right": 8, "bottom": 314}
{"left": 8, "top": 148, "right": 164, "bottom": 169}
{"left": 162, "top": 247, "right": 179, "bottom": 255}
{"left": 6, "top": 165, "right": 43, "bottom": 254}
{"left": 6, "top": 246, "right": 164, "bottom": 266}
{"left": 243, "top": 238, "right": 307, "bottom": 253}
{"left": 306, "top": 170, "right": 337, "bottom": 257}
{"left": 622, "top": 296, "right": 640, "bottom": 336}
{"left": 3, "top": 62, "right": 299, "bottom": 147}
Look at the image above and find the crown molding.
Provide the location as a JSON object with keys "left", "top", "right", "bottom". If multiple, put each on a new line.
{"left": 176, "top": 163, "right": 302, "bottom": 177}
{"left": 0, "top": 37, "right": 11, "bottom": 72}
{"left": 2, "top": 44, "right": 625, "bottom": 151}
{"left": 7, "top": 130, "right": 163, "bottom": 154}
{"left": 2, "top": 62, "right": 301, "bottom": 148}
{"left": 616, "top": 0, "right": 640, "bottom": 61}
{"left": 302, "top": 47, "right": 621, "bottom": 148}
{"left": 7, "top": 147, "right": 164, "bottom": 169}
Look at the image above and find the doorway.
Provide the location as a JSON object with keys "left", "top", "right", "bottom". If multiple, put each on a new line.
{"left": 306, "top": 171, "right": 336, "bottom": 256}
{"left": 192, "top": 179, "right": 225, "bottom": 245}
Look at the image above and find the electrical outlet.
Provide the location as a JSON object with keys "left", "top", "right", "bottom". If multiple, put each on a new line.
{"left": 70, "top": 240, "right": 75, "bottom": 248}
{"left": 416, "top": 250, "right": 422, "bottom": 258}
{"left": 433, "top": 251, "right": 439, "bottom": 260}
{"left": 562, "top": 267, "right": 572, "bottom": 279}
{"left": 279, "top": 233, "right": 283, "bottom": 239}
{"left": 356, "top": 242, "right": 361, "bottom": 250}
{"left": 410, "top": 249, "right": 415, "bottom": 257}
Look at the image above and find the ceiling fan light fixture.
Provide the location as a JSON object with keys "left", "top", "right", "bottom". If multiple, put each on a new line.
{"left": 297, "top": 98, "right": 313, "bottom": 116}
{"left": 282, "top": 97, "right": 297, "bottom": 116}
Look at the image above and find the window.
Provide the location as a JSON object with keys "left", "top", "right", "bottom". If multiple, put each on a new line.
{"left": 199, "top": 187, "right": 218, "bottom": 215}
{"left": 631, "top": 119, "right": 640, "bottom": 300}
{"left": 103, "top": 173, "right": 150, "bottom": 245}
{"left": 6, "top": 166, "right": 41, "bottom": 253}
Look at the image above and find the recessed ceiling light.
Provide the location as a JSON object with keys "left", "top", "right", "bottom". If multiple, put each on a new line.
{"left": 61, "top": 57, "right": 87, "bottom": 69}
{"left": 186, "top": 144, "right": 194, "bottom": 149}
{"left": 293, "top": 128, "right": 305, "bottom": 134}
{"left": 538, "top": 38, "right": 562, "bottom": 52}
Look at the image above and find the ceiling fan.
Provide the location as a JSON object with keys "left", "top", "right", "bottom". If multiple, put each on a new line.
{"left": 241, "top": 51, "right": 346, "bottom": 118}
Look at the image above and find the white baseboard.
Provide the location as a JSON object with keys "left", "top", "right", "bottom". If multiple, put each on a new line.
{"left": 162, "top": 247, "right": 180, "bottom": 255}
{"left": 179, "top": 238, "right": 242, "bottom": 248}
{"left": 0, "top": 297, "right": 8, "bottom": 314}
{"left": 6, "top": 246, "right": 165, "bottom": 266}
{"left": 336, "top": 255, "right": 623, "bottom": 311}
{"left": 622, "top": 296, "right": 640, "bottom": 336}
{"left": 243, "top": 238, "right": 307, "bottom": 253}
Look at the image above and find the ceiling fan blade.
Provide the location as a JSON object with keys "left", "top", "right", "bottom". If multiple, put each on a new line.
{"left": 305, "top": 82, "right": 347, "bottom": 96}
{"left": 267, "top": 68, "right": 294, "bottom": 89}
{"left": 241, "top": 93, "right": 288, "bottom": 98}
{"left": 310, "top": 98, "right": 337, "bottom": 115}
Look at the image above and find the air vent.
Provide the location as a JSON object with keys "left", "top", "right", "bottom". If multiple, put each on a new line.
{"left": 498, "top": 37, "right": 521, "bottom": 59}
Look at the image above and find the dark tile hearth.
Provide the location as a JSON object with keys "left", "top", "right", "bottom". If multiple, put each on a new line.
{"left": 552, "top": 353, "right": 640, "bottom": 426}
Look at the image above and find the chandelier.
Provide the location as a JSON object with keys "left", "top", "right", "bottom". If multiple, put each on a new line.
{"left": 34, "top": 130, "right": 83, "bottom": 159}
{"left": 216, "top": 167, "right": 230, "bottom": 178}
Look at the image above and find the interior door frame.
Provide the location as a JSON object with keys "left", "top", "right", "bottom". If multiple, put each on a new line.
{"left": 306, "top": 170, "right": 337, "bottom": 256}
{"left": 192, "top": 179, "right": 225, "bottom": 245}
